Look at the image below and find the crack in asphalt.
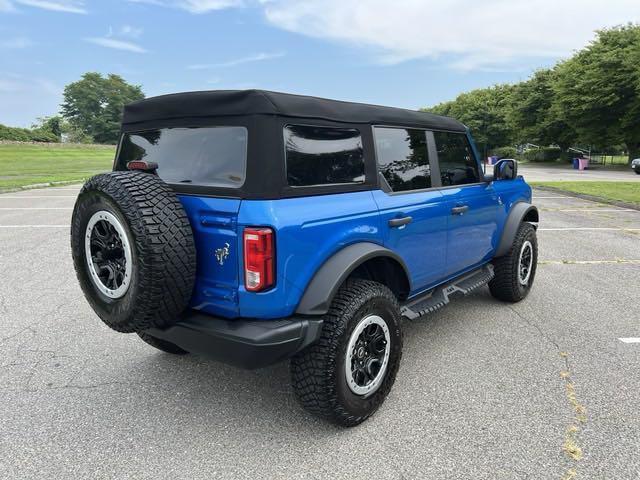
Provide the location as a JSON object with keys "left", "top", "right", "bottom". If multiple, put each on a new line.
{"left": 508, "top": 305, "right": 588, "bottom": 480}
{"left": 0, "top": 326, "right": 134, "bottom": 393}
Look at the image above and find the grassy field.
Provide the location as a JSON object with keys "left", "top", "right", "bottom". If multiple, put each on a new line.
{"left": 593, "top": 155, "right": 628, "bottom": 165}
{"left": 533, "top": 181, "right": 640, "bottom": 206}
{"left": 0, "top": 143, "right": 115, "bottom": 191}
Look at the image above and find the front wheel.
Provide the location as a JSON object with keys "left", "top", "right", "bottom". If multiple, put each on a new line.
{"left": 290, "top": 279, "right": 403, "bottom": 427}
{"left": 489, "top": 222, "right": 538, "bottom": 302}
{"left": 634, "top": 168, "right": 640, "bottom": 175}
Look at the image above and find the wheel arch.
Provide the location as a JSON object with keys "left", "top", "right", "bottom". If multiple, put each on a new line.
{"left": 295, "top": 242, "right": 411, "bottom": 316}
{"left": 495, "top": 202, "right": 539, "bottom": 258}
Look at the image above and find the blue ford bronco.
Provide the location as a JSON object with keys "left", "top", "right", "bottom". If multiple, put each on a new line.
{"left": 71, "top": 90, "right": 538, "bottom": 426}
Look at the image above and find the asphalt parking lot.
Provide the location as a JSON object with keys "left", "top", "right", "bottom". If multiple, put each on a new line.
{"left": 518, "top": 163, "right": 640, "bottom": 182}
{"left": 1, "top": 184, "right": 639, "bottom": 479}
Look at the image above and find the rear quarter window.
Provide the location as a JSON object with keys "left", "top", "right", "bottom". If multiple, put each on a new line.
{"left": 116, "top": 126, "right": 248, "bottom": 188}
{"left": 284, "top": 125, "right": 365, "bottom": 187}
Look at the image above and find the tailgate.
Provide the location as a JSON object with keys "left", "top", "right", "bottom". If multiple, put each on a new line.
{"left": 178, "top": 195, "right": 241, "bottom": 318}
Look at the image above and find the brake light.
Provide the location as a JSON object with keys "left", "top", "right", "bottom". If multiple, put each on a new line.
{"left": 126, "top": 160, "right": 158, "bottom": 173}
{"left": 244, "top": 228, "right": 275, "bottom": 292}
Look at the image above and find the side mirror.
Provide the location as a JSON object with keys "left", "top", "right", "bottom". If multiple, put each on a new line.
{"left": 493, "top": 159, "right": 518, "bottom": 181}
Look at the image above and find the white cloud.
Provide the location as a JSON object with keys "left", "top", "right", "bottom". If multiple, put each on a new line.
{"left": 0, "top": 36, "right": 32, "bottom": 48}
{"left": 85, "top": 37, "right": 147, "bottom": 53}
{"left": 0, "top": 0, "right": 16, "bottom": 12}
{"left": 261, "top": 0, "right": 640, "bottom": 70}
{"left": 85, "top": 24, "right": 147, "bottom": 53}
{"left": 14, "top": 0, "right": 86, "bottom": 13}
{"left": 128, "top": 0, "right": 243, "bottom": 13}
{"left": 188, "top": 51, "right": 284, "bottom": 69}
{"left": 119, "top": 24, "right": 143, "bottom": 38}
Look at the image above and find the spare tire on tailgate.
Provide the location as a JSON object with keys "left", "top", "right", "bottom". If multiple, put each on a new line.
{"left": 71, "top": 171, "right": 196, "bottom": 333}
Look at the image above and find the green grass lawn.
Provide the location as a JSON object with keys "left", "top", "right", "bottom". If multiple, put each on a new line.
{"left": 0, "top": 143, "right": 115, "bottom": 190}
{"left": 532, "top": 181, "right": 640, "bottom": 206}
{"left": 597, "top": 155, "right": 629, "bottom": 165}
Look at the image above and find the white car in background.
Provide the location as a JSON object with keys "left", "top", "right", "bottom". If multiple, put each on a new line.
{"left": 632, "top": 158, "right": 640, "bottom": 174}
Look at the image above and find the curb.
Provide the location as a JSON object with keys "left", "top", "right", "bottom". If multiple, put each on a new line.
{"left": 0, "top": 179, "right": 83, "bottom": 195}
{"left": 534, "top": 185, "right": 640, "bottom": 212}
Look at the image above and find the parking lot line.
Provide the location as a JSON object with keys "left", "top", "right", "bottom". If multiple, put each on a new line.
{"left": 540, "top": 208, "right": 636, "bottom": 212}
{"left": 539, "top": 227, "right": 640, "bottom": 232}
{"left": 619, "top": 338, "right": 640, "bottom": 344}
{"left": 0, "top": 196, "right": 77, "bottom": 199}
{"left": 539, "top": 259, "right": 640, "bottom": 265}
{"left": 0, "top": 225, "right": 69, "bottom": 228}
{"left": 0, "top": 207, "right": 73, "bottom": 210}
{"left": 533, "top": 196, "right": 570, "bottom": 199}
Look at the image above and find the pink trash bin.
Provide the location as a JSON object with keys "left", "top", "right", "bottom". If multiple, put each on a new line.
{"left": 578, "top": 158, "right": 589, "bottom": 170}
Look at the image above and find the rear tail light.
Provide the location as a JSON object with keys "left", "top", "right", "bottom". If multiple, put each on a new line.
{"left": 244, "top": 227, "right": 275, "bottom": 292}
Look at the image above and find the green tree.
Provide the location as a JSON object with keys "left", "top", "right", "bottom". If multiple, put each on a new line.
{"left": 424, "top": 84, "right": 515, "bottom": 158}
{"left": 508, "top": 69, "right": 577, "bottom": 151}
{"left": 61, "top": 72, "right": 144, "bottom": 144}
{"left": 553, "top": 24, "right": 640, "bottom": 162}
{"left": 32, "top": 115, "right": 63, "bottom": 140}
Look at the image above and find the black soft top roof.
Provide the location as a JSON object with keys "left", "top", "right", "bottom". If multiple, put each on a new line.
{"left": 121, "top": 89, "right": 466, "bottom": 132}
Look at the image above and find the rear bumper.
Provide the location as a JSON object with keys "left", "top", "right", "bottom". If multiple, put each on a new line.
{"left": 146, "top": 311, "right": 323, "bottom": 369}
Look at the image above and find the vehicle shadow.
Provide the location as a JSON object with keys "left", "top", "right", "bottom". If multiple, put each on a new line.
{"left": 92, "top": 289, "right": 499, "bottom": 437}
{"left": 127, "top": 348, "right": 341, "bottom": 434}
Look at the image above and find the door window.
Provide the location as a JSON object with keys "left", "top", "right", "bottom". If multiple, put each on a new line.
{"left": 433, "top": 131, "right": 480, "bottom": 186}
{"left": 374, "top": 127, "right": 431, "bottom": 192}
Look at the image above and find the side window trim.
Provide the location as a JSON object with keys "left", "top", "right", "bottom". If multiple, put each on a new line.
{"left": 425, "top": 130, "right": 442, "bottom": 189}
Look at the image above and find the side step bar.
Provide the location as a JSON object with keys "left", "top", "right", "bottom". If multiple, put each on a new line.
{"left": 400, "top": 264, "right": 494, "bottom": 320}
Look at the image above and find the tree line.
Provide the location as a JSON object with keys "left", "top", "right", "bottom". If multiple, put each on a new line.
{"left": 2, "top": 24, "right": 639, "bottom": 158}
{"left": 423, "top": 24, "right": 640, "bottom": 163}
{"left": 0, "top": 72, "right": 144, "bottom": 145}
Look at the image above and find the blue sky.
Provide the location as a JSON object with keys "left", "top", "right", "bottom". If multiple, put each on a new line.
{"left": 1, "top": 0, "right": 638, "bottom": 127}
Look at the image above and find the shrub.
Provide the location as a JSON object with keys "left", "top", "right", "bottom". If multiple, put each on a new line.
{"left": 522, "top": 147, "right": 562, "bottom": 162}
{"left": 490, "top": 146, "right": 518, "bottom": 159}
{"left": 0, "top": 124, "right": 60, "bottom": 143}
{"left": 29, "top": 128, "right": 60, "bottom": 143}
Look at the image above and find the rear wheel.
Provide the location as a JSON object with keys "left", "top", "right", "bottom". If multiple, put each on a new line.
{"left": 489, "top": 222, "right": 538, "bottom": 302}
{"left": 290, "top": 279, "right": 403, "bottom": 427}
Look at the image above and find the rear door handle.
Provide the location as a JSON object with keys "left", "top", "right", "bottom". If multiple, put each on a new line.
{"left": 451, "top": 206, "right": 469, "bottom": 215}
{"left": 388, "top": 216, "right": 412, "bottom": 228}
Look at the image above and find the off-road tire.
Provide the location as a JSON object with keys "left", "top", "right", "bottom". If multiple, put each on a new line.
{"left": 137, "top": 332, "right": 189, "bottom": 355}
{"left": 291, "top": 279, "right": 403, "bottom": 427}
{"left": 71, "top": 171, "right": 196, "bottom": 333}
{"left": 489, "top": 222, "right": 538, "bottom": 302}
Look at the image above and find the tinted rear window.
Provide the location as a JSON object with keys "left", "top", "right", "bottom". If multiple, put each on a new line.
{"left": 116, "top": 127, "right": 247, "bottom": 188}
{"left": 284, "top": 125, "right": 365, "bottom": 187}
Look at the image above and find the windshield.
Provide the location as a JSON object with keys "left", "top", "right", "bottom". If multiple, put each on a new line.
{"left": 116, "top": 126, "right": 248, "bottom": 188}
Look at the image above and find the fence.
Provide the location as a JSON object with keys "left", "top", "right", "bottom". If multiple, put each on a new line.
{"left": 588, "top": 154, "right": 628, "bottom": 166}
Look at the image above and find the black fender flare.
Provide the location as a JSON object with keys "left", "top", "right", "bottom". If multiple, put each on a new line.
{"left": 495, "top": 202, "right": 539, "bottom": 257}
{"left": 295, "top": 242, "right": 411, "bottom": 316}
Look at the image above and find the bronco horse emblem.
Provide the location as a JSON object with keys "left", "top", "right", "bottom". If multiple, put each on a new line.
{"left": 214, "top": 243, "right": 230, "bottom": 266}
